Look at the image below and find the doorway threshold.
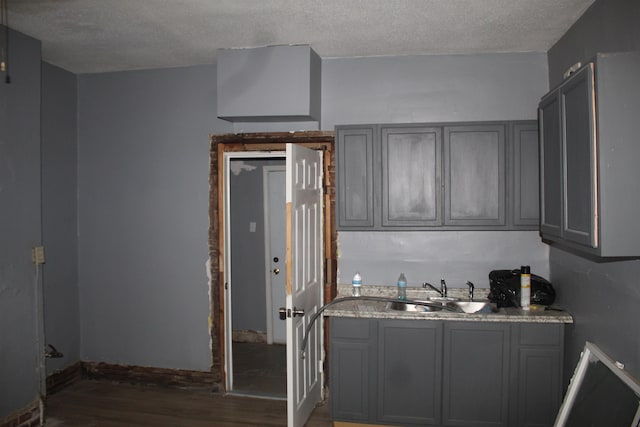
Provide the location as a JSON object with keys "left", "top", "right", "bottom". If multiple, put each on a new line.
{"left": 226, "top": 390, "right": 286, "bottom": 401}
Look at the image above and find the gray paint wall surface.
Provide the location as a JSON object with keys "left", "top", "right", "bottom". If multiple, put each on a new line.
{"left": 41, "top": 62, "right": 80, "bottom": 375}
{"left": 77, "top": 64, "right": 232, "bottom": 371}
{"left": 338, "top": 231, "right": 549, "bottom": 289}
{"left": 0, "top": 29, "right": 43, "bottom": 417}
{"left": 323, "top": 53, "right": 550, "bottom": 289}
{"left": 547, "top": 0, "right": 640, "bottom": 382}
{"left": 230, "top": 159, "right": 285, "bottom": 333}
{"left": 321, "top": 52, "right": 548, "bottom": 128}
{"left": 548, "top": 0, "right": 640, "bottom": 87}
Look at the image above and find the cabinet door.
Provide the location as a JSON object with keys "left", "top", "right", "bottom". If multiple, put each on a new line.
{"left": 511, "top": 324, "right": 564, "bottom": 427}
{"left": 377, "top": 320, "right": 442, "bottom": 425}
{"left": 443, "top": 322, "right": 510, "bottom": 427}
{"left": 381, "top": 126, "right": 442, "bottom": 227}
{"left": 511, "top": 123, "right": 540, "bottom": 228}
{"left": 560, "top": 64, "right": 598, "bottom": 248}
{"left": 336, "top": 126, "right": 376, "bottom": 229}
{"left": 539, "top": 93, "right": 563, "bottom": 238}
{"left": 330, "top": 318, "right": 376, "bottom": 423}
{"left": 444, "top": 124, "right": 506, "bottom": 226}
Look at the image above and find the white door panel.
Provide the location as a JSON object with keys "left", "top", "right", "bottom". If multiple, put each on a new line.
{"left": 286, "top": 144, "right": 323, "bottom": 427}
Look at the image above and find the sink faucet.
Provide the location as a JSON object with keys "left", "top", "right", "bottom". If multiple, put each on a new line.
{"left": 440, "top": 278, "right": 448, "bottom": 298}
{"left": 422, "top": 282, "right": 443, "bottom": 296}
{"left": 466, "top": 281, "right": 475, "bottom": 300}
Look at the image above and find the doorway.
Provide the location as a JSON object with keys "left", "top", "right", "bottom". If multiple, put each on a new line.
{"left": 208, "top": 131, "right": 337, "bottom": 401}
{"left": 227, "top": 155, "right": 286, "bottom": 398}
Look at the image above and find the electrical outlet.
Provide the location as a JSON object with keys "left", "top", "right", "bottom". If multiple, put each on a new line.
{"left": 32, "top": 246, "right": 45, "bottom": 265}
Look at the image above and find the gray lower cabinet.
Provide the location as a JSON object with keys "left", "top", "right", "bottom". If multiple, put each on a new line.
{"left": 329, "top": 317, "right": 376, "bottom": 423}
{"left": 377, "top": 320, "right": 443, "bottom": 425}
{"left": 442, "top": 322, "right": 510, "bottom": 426}
{"left": 330, "top": 318, "right": 563, "bottom": 427}
{"left": 510, "top": 324, "right": 564, "bottom": 427}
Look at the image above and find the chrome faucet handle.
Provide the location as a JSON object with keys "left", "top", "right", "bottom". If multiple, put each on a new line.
{"left": 466, "top": 281, "right": 475, "bottom": 300}
{"left": 440, "top": 278, "right": 447, "bottom": 297}
{"left": 422, "top": 282, "right": 443, "bottom": 296}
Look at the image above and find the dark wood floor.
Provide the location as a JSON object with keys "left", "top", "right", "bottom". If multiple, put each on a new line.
{"left": 232, "top": 342, "right": 286, "bottom": 397}
{"left": 45, "top": 380, "right": 332, "bottom": 426}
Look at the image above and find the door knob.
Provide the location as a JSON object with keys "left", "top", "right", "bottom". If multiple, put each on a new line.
{"left": 278, "top": 307, "right": 305, "bottom": 319}
{"left": 273, "top": 268, "right": 280, "bottom": 275}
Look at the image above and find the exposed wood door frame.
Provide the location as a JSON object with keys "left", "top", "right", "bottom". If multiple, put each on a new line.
{"left": 208, "top": 131, "right": 337, "bottom": 390}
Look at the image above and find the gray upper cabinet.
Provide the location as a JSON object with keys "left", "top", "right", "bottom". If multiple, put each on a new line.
{"left": 511, "top": 122, "right": 540, "bottom": 228}
{"left": 561, "top": 64, "right": 597, "bottom": 247}
{"left": 538, "top": 94, "right": 563, "bottom": 238}
{"left": 336, "top": 126, "right": 376, "bottom": 228}
{"left": 444, "top": 124, "right": 506, "bottom": 227}
{"left": 381, "top": 126, "right": 442, "bottom": 227}
{"left": 538, "top": 52, "right": 640, "bottom": 256}
{"left": 336, "top": 121, "right": 538, "bottom": 231}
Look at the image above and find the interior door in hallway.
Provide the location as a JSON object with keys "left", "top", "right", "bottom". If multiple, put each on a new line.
{"left": 264, "top": 165, "right": 286, "bottom": 344}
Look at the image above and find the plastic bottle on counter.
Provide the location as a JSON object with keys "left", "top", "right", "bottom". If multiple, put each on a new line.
{"left": 520, "top": 266, "right": 531, "bottom": 311}
{"left": 397, "top": 273, "right": 407, "bottom": 300}
{"left": 352, "top": 272, "right": 362, "bottom": 297}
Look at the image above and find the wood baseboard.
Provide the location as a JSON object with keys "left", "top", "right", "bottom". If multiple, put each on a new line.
{"left": 81, "top": 361, "right": 218, "bottom": 390}
{"left": 0, "top": 398, "right": 41, "bottom": 427}
{"left": 46, "top": 361, "right": 83, "bottom": 395}
{"left": 333, "top": 422, "right": 396, "bottom": 427}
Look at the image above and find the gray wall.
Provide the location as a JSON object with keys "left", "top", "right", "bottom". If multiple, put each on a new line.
{"left": 41, "top": 62, "right": 80, "bottom": 375}
{"left": 548, "top": 0, "right": 640, "bottom": 88}
{"left": 230, "top": 158, "right": 285, "bottom": 333}
{"left": 322, "top": 53, "right": 551, "bottom": 289}
{"left": 77, "top": 65, "right": 232, "bottom": 371}
{"left": 0, "top": 29, "right": 43, "bottom": 418}
{"left": 547, "top": 0, "right": 640, "bottom": 381}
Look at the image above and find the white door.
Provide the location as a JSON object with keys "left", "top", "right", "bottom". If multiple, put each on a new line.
{"left": 285, "top": 144, "right": 324, "bottom": 427}
{"left": 264, "top": 166, "right": 286, "bottom": 344}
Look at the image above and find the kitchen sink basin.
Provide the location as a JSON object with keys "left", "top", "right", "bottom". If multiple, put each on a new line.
{"left": 445, "top": 300, "right": 498, "bottom": 314}
{"left": 387, "top": 300, "right": 444, "bottom": 312}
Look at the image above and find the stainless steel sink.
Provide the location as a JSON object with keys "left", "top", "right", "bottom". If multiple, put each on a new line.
{"left": 445, "top": 300, "right": 498, "bottom": 314}
{"left": 387, "top": 300, "right": 444, "bottom": 312}
{"left": 428, "top": 296, "right": 460, "bottom": 304}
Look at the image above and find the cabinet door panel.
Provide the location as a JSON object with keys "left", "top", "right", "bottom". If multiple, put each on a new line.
{"left": 517, "top": 348, "right": 562, "bottom": 427}
{"left": 381, "top": 126, "right": 442, "bottom": 226}
{"left": 377, "top": 320, "right": 442, "bottom": 425}
{"left": 444, "top": 125, "right": 506, "bottom": 226}
{"left": 330, "top": 318, "right": 374, "bottom": 422}
{"left": 512, "top": 123, "right": 540, "bottom": 227}
{"left": 561, "top": 64, "right": 598, "bottom": 247}
{"left": 336, "top": 127, "right": 375, "bottom": 228}
{"left": 443, "top": 322, "right": 510, "bottom": 427}
{"left": 539, "top": 94, "right": 563, "bottom": 237}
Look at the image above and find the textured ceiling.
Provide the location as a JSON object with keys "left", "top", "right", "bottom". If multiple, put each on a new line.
{"left": 7, "top": 0, "right": 594, "bottom": 74}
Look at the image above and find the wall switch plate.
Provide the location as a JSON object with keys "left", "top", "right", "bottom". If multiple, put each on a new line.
{"left": 249, "top": 222, "right": 256, "bottom": 232}
{"left": 32, "top": 246, "right": 45, "bottom": 265}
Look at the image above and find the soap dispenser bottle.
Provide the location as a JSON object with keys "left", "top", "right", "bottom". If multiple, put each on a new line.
{"left": 397, "top": 273, "right": 407, "bottom": 300}
{"left": 520, "top": 266, "right": 531, "bottom": 311}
